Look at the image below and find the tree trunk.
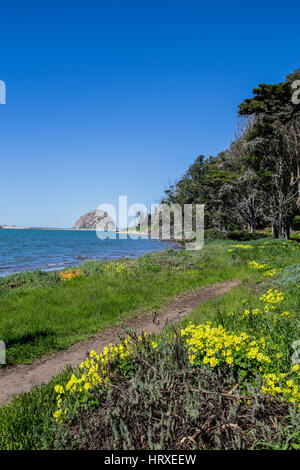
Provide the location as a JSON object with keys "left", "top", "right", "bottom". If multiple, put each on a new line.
{"left": 249, "top": 223, "right": 256, "bottom": 234}
{"left": 283, "top": 218, "right": 291, "bottom": 240}
{"left": 272, "top": 223, "right": 279, "bottom": 238}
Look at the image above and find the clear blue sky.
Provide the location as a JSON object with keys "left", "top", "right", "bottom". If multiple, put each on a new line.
{"left": 1, "top": 0, "right": 300, "bottom": 227}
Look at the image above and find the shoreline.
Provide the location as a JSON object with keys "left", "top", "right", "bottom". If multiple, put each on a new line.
{"left": 0, "top": 239, "right": 181, "bottom": 278}
{"left": 1, "top": 226, "right": 149, "bottom": 234}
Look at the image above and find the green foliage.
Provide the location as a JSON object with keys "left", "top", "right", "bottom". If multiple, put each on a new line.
{"left": 0, "top": 368, "right": 71, "bottom": 450}
{"left": 205, "top": 229, "right": 228, "bottom": 240}
{"left": 227, "top": 231, "right": 268, "bottom": 241}
{"left": 53, "top": 330, "right": 299, "bottom": 450}
{"left": 292, "top": 216, "right": 300, "bottom": 231}
{"left": 275, "top": 264, "right": 300, "bottom": 287}
{"left": 205, "top": 229, "right": 268, "bottom": 241}
{"left": 238, "top": 81, "right": 294, "bottom": 119}
{"left": 0, "top": 270, "right": 60, "bottom": 294}
{"left": 162, "top": 67, "right": 300, "bottom": 240}
{"left": 0, "top": 245, "right": 245, "bottom": 366}
{"left": 79, "top": 260, "right": 106, "bottom": 276}
{"left": 1, "top": 240, "right": 300, "bottom": 450}
{"left": 3, "top": 329, "right": 299, "bottom": 450}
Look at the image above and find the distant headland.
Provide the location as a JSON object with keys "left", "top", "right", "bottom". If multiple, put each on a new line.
{"left": 0, "top": 209, "right": 117, "bottom": 231}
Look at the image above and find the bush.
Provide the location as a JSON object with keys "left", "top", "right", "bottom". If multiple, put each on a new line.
{"left": 292, "top": 215, "right": 300, "bottom": 231}
{"left": 205, "top": 229, "right": 228, "bottom": 240}
{"left": 274, "top": 264, "right": 300, "bottom": 287}
{"left": 227, "top": 230, "right": 268, "bottom": 241}
{"left": 0, "top": 270, "right": 60, "bottom": 294}
{"left": 205, "top": 229, "right": 268, "bottom": 242}
{"left": 56, "top": 330, "right": 298, "bottom": 450}
{"left": 79, "top": 260, "right": 106, "bottom": 276}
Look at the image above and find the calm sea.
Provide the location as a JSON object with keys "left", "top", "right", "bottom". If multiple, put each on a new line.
{"left": 0, "top": 229, "right": 178, "bottom": 276}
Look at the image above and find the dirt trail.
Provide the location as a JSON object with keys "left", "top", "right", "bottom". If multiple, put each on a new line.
{"left": 0, "top": 280, "right": 240, "bottom": 405}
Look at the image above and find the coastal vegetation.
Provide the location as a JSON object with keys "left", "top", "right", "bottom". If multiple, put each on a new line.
{"left": 0, "top": 239, "right": 300, "bottom": 449}
{"left": 161, "top": 69, "right": 300, "bottom": 240}
{"left": 1, "top": 69, "right": 300, "bottom": 450}
{"left": 0, "top": 244, "right": 243, "bottom": 367}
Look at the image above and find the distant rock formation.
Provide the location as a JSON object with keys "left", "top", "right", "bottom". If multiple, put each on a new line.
{"left": 74, "top": 210, "right": 117, "bottom": 231}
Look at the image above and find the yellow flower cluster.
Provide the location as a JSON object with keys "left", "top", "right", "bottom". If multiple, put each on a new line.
{"left": 262, "top": 369, "right": 300, "bottom": 410}
{"left": 54, "top": 334, "right": 147, "bottom": 422}
{"left": 103, "top": 261, "right": 128, "bottom": 274}
{"left": 248, "top": 260, "right": 279, "bottom": 278}
{"left": 181, "top": 321, "right": 300, "bottom": 409}
{"left": 262, "top": 241, "right": 290, "bottom": 248}
{"left": 52, "top": 277, "right": 297, "bottom": 424}
{"left": 242, "top": 308, "right": 261, "bottom": 319}
{"left": 234, "top": 244, "right": 253, "bottom": 249}
{"left": 263, "top": 269, "right": 277, "bottom": 278}
{"left": 260, "top": 289, "right": 284, "bottom": 312}
{"left": 248, "top": 261, "right": 267, "bottom": 270}
{"left": 59, "top": 269, "right": 82, "bottom": 281}
{"left": 185, "top": 269, "right": 200, "bottom": 275}
{"left": 228, "top": 245, "right": 253, "bottom": 252}
{"left": 180, "top": 322, "right": 271, "bottom": 369}
{"left": 281, "top": 311, "right": 292, "bottom": 317}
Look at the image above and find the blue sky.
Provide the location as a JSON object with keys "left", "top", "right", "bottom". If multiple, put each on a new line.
{"left": 1, "top": 0, "right": 300, "bottom": 227}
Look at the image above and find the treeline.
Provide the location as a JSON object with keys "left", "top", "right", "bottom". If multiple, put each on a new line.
{"left": 162, "top": 68, "right": 300, "bottom": 239}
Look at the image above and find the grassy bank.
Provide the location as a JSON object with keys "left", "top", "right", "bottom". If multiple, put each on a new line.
{"left": 0, "top": 242, "right": 245, "bottom": 366}
{"left": 0, "top": 239, "right": 300, "bottom": 450}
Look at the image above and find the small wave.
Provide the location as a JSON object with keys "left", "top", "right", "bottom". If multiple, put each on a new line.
{"left": 45, "top": 262, "right": 65, "bottom": 267}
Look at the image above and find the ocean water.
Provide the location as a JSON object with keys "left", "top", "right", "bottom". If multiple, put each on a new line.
{"left": 0, "top": 229, "right": 178, "bottom": 276}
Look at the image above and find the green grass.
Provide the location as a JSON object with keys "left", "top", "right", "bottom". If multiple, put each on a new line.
{"left": 1, "top": 238, "right": 300, "bottom": 450}
{"left": 182, "top": 240, "right": 300, "bottom": 379}
{"left": 0, "top": 368, "right": 72, "bottom": 450}
{"left": 0, "top": 244, "right": 247, "bottom": 367}
{"left": 184, "top": 239, "right": 300, "bottom": 325}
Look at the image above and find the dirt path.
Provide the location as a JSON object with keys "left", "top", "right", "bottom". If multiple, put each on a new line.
{"left": 0, "top": 280, "right": 239, "bottom": 405}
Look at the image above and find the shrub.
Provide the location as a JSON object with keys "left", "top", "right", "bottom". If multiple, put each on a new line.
{"left": 292, "top": 215, "right": 300, "bottom": 231}
{"left": 205, "top": 229, "right": 228, "bottom": 240}
{"left": 227, "top": 230, "right": 267, "bottom": 241}
{"left": 52, "top": 282, "right": 300, "bottom": 449}
{"left": 55, "top": 330, "right": 299, "bottom": 450}
{"left": 0, "top": 270, "right": 60, "bottom": 294}
{"left": 275, "top": 264, "right": 300, "bottom": 287}
{"left": 80, "top": 260, "right": 106, "bottom": 276}
{"left": 103, "top": 261, "right": 128, "bottom": 274}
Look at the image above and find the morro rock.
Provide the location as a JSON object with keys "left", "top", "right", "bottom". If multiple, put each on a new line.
{"left": 74, "top": 209, "right": 117, "bottom": 231}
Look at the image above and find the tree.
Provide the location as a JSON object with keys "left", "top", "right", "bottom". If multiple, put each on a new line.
{"left": 162, "top": 67, "right": 300, "bottom": 240}
{"left": 238, "top": 69, "right": 300, "bottom": 238}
